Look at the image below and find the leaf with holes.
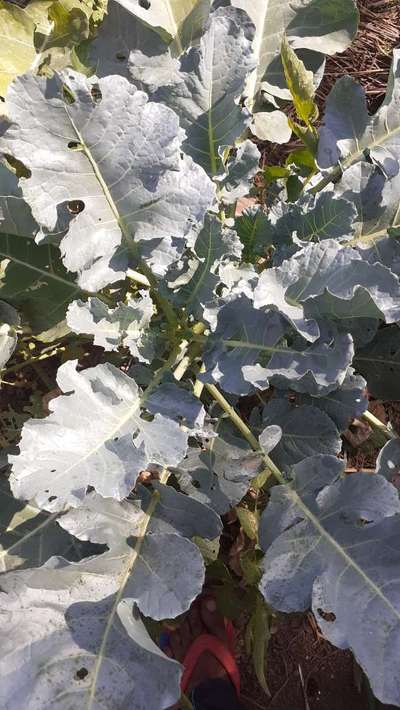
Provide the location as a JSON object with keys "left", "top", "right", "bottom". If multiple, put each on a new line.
{"left": 259, "top": 455, "right": 400, "bottom": 707}
{"left": 114, "top": 0, "right": 211, "bottom": 54}
{"left": 9, "top": 360, "right": 189, "bottom": 511}
{"left": 66, "top": 292, "right": 155, "bottom": 360}
{"left": 0, "top": 71, "right": 215, "bottom": 290}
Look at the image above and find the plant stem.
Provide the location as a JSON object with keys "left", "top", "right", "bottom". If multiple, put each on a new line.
{"left": 362, "top": 410, "right": 396, "bottom": 441}
{"left": 126, "top": 268, "right": 151, "bottom": 288}
{"left": 1, "top": 344, "right": 66, "bottom": 376}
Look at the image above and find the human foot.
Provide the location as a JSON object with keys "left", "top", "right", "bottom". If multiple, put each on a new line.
{"left": 164, "top": 596, "right": 233, "bottom": 693}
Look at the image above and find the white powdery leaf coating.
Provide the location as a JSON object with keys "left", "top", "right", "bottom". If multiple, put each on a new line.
{"left": 154, "top": 7, "right": 256, "bottom": 175}
{"left": 66, "top": 292, "right": 155, "bottom": 360}
{"left": 9, "top": 360, "right": 188, "bottom": 511}
{"left": 0, "top": 561, "right": 182, "bottom": 710}
{"left": 0, "top": 71, "right": 215, "bottom": 290}
{"left": 254, "top": 239, "right": 400, "bottom": 338}
{"left": 259, "top": 455, "right": 400, "bottom": 706}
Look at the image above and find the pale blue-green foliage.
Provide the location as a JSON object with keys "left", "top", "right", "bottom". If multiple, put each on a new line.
{"left": 259, "top": 456, "right": 400, "bottom": 706}
{"left": 4, "top": 1, "right": 400, "bottom": 708}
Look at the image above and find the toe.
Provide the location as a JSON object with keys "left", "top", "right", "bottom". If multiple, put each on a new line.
{"left": 188, "top": 604, "right": 203, "bottom": 638}
{"left": 200, "top": 596, "right": 228, "bottom": 643}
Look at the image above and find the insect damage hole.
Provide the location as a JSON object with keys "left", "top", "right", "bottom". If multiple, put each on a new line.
{"left": 68, "top": 200, "right": 85, "bottom": 215}
{"left": 67, "top": 141, "right": 83, "bottom": 151}
{"left": 91, "top": 84, "right": 102, "bottom": 103}
{"left": 317, "top": 608, "right": 336, "bottom": 622}
{"left": 115, "top": 52, "right": 127, "bottom": 62}
{"left": 75, "top": 667, "right": 89, "bottom": 681}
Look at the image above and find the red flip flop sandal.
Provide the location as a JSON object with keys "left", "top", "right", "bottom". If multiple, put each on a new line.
{"left": 180, "top": 625, "right": 240, "bottom": 697}
{"left": 160, "top": 597, "right": 240, "bottom": 699}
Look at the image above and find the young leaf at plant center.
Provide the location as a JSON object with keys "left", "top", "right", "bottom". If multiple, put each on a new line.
{"left": 165, "top": 213, "right": 242, "bottom": 320}
{"left": 235, "top": 205, "right": 270, "bottom": 261}
{"left": 281, "top": 35, "right": 318, "bottom": 127}
{"left": 236, "top": 506, "right": 259, "bottom": 542}
{"left": 0, "top": 71, "right": 215, "bottom": 290}
{"left": 217, "top": 140, "right": 260, "bottom": 206}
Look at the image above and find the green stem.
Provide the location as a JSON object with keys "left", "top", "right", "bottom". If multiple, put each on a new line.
{"left": 308, "top": 165, "right": 342, "bottom": 195}
{"left": 126, "top": 269, "right": 151, "bottom": 288}
{"left": 1, "top": 344, "right": 66, "bottom": 376}
{"left": 362, "top": 410, "right": 396, "bottom": 441}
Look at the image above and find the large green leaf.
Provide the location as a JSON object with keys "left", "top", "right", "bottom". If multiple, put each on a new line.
{"left": 88, "top": 0, "right": 179, "bottom": 87}
{"left": 254, "top": 240, "right": 400, "bottom": 341}
{"left": 114, "top": 0, "right": 211, "bottom": 53}
{"left": 259, "top": 455, "right": 400, "bottom": 706}
{"left": 335, "top": 162, "right": 400, "bottom": 245}
{"left": 0, "top": 473, "right": 222, "bottom": 708}
{"left": 0, "top": 162, "right": 83, "bottom": 339}
{"left": 0, "top": 478, "right": 93, "bottom": 572}
{"left": 0, "top": 233, "right": 81, "bottom": 340}
{"left": 10, "top": 360, "right": 189, "bottom": 511}
{"left": 0, "top": 0, "right": 45, "bottom": 98}
{"left": 354, "top": 324, "right": 400, "bottom": 400}
{"left": 0, "top": 555, "right": 183, "bottom": 709}
{"left": 0, "top": 71, "right": 215, "bottom": 290}
{"left": 154, "top": 6, "right": 255, "bottom": 175}
{"left": 260, "top": 401, "right": 341, "bottom": 470}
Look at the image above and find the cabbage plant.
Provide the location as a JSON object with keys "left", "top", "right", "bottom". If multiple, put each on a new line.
{"left": 1, "top": 1, "right": 400, "bottom": 708}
